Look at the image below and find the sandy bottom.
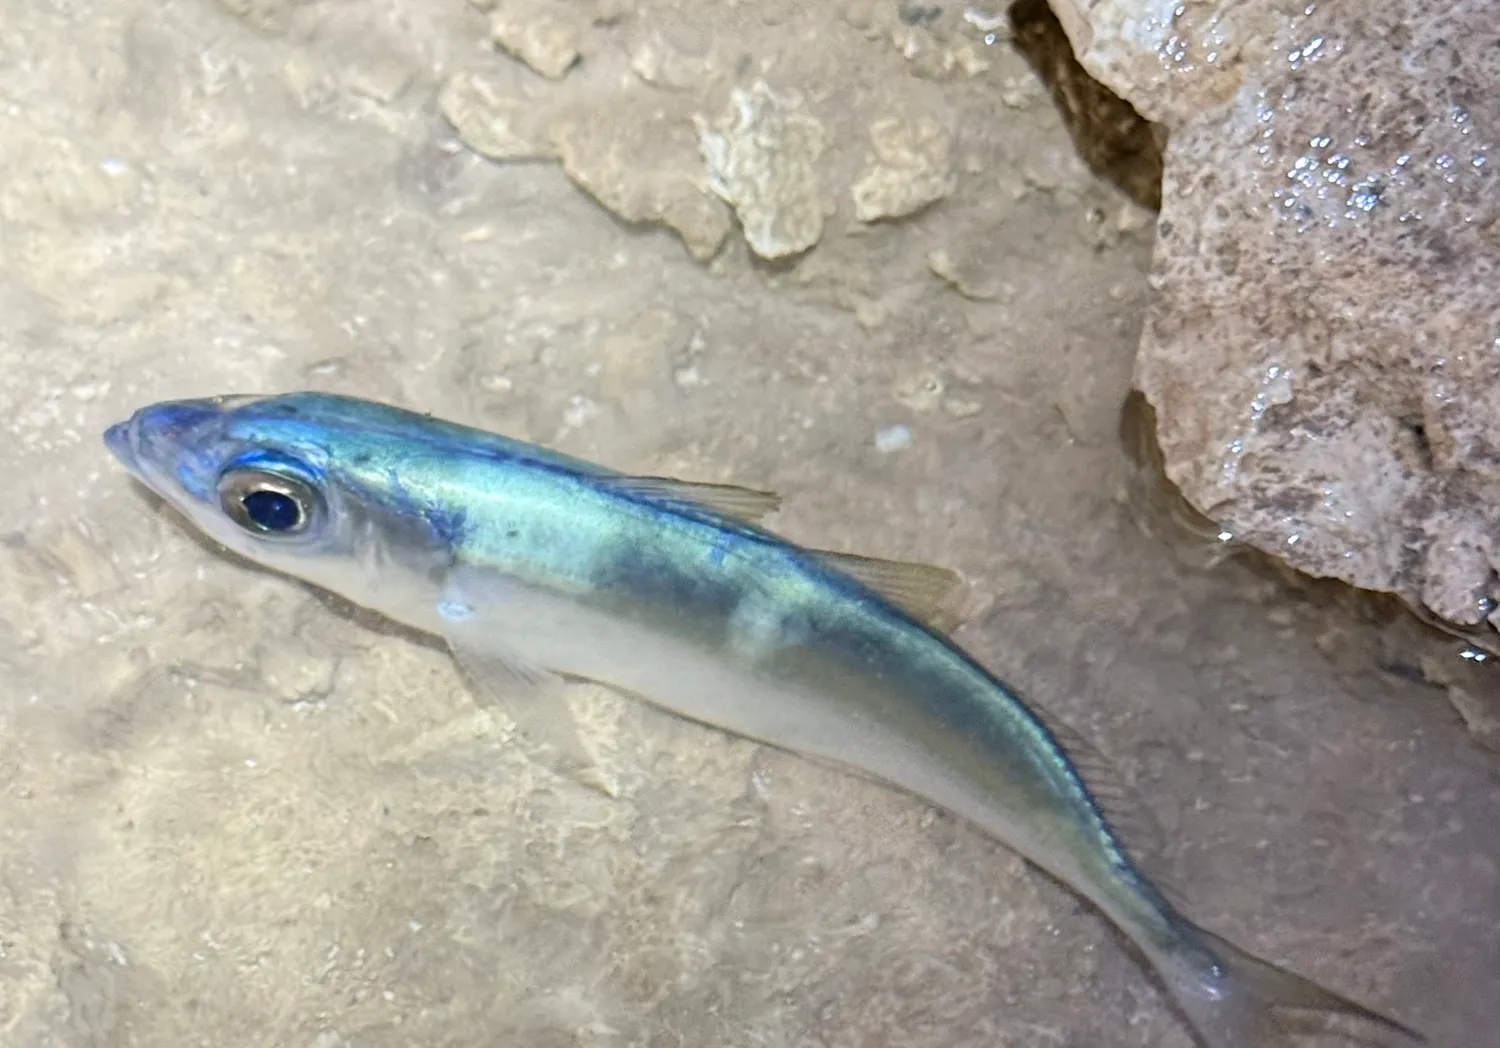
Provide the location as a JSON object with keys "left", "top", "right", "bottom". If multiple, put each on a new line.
{"left": 0, "top": 2, "right": 1491, "bottom": 1046}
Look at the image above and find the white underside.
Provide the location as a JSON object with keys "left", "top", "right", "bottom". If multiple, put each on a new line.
{"left": 411, "top": 571, "right": 1118, "bottom": 907}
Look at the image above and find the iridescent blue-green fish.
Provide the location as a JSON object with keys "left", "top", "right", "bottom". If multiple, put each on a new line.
{"left": 103, "top": 393, "right": 1419, "bottom": 1048}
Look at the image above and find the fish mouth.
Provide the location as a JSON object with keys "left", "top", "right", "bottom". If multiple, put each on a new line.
{"left": 103, "top": 394, "right": 265, "bottom": 482}
{"left": 103, "top": 418, "right": 140, "bottom": 475}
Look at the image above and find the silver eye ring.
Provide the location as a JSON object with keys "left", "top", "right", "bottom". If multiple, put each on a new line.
{"left": 217, "top": 468, "right": 321, "bottom": 536}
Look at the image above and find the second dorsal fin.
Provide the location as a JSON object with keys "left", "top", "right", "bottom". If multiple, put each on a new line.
{"left": 601, "top": 475, "right": 783, "bottom": 523}
{"left": 810, "top": 549, "right": 966, "bottom": 633}
{"left": 1022, "top": 698, "right": 1187, "bottom": 908}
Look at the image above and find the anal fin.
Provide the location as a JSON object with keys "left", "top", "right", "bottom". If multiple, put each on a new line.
{"left": 1024, "top": 699, "right": 1187, "bottom": 907}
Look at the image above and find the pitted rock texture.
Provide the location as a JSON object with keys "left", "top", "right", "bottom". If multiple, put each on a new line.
{"left": 1052, "top": 0, "right": 1500, "bottom": 632}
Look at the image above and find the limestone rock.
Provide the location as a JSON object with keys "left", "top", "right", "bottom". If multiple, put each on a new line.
{"left": 438, "top": 72, "right": 556, "bottom": 161}
{"left": 925, "top": 247, "right": 998, "bottom": 301}
{"left": 487, "top": 0, "right": 581, "bottom": 80}
{"left": 552, "top": 99, "right": 733, "bottom": 262}
{"left": 856, "top": 3, "right": 993, "bottom": 81}
{"left": 697, "top": 82, "right": 828, "bottom": 260}
{"left": 1056, "top": 0, "right": 1500, "bottom": 634}
{"left": 852, "top": 114, "right": 957, "bottom": 222}
{"left": 629, "top": 28, "right": 716, "bottom": 92}
{"left": 214, "top": 0, "right": 309, "bottom": 33}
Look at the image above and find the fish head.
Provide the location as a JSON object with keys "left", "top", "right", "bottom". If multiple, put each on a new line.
{"left": 103, "top": 393, "right": 462, "bottom": 626}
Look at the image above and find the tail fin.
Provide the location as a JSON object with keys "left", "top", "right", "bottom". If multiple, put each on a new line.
{"left": 1148, "top": 917, "right": 1424, "bottom": 1048}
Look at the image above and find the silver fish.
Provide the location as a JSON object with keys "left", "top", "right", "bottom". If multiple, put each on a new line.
{"left": 103, "top": 392, "right": 1420, "bottom": 1048}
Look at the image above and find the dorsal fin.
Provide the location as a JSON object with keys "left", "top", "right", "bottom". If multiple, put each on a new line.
{"left": 810, "top": 549, "right": 966, "bottom": 633}
{"left": 601, "top": 475, "right": 783, "bottom": 523}
{"left": 1024, "top": 699, "right": 1188, "bottom": 909}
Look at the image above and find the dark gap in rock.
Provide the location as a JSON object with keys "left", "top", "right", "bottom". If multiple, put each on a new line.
{"left": 1401, "top": 416, "right": 1435, "bottom": 471}
{"left": 1007, "top": 0, "right": 1166, "bottom": 211}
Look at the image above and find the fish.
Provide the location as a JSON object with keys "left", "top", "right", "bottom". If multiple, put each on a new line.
{"left": 103, "top": 392, "right": 1421, "bottom": 1048}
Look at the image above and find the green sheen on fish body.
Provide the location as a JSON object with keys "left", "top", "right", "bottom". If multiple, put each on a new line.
{"left": 103, "top": 392, "right": 1422, "bottom": 1048}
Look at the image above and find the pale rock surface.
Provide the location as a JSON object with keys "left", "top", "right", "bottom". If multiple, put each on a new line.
{"left": 552, "top": 98, "right": 734, "bottom": 263}
{"left": 438, "top": 71, "right": 556, "bottom": 161}
{"left": 628, "top": 26, "right": 716, "bottom": 92}
{"left": 852, "top": 113, "right": 958, "bottom": 222}
{"left": 1051, "top": 0, "right": 1500, "bottom": 635}
{"left": 698, "top": 81, "right": 829, "bottom": 260}
{"left": 485, "top": 0, "right": 581, "bottom": 80}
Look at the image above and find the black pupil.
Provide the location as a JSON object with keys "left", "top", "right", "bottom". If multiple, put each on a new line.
{"left": 241, "top": 489, "right": 302, "bottom": 531}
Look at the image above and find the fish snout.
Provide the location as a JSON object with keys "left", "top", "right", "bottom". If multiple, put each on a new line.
{"left": 103, "top": 419, "right": 137, "bottom": 471}
{"left": 103, "top": 398, "right": 228, "bottom": 477}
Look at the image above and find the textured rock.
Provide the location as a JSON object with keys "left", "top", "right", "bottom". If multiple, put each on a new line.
{"left": 697, "top": 81, "right": 827, "bottom": 260}
{"left": 925, "top": 247, "right": 998, "bottom": 300}
{"left": 1055, "top": 0, "right": 1500, "bottom": 632}
{"left": 1422, "top": 648, "right": 1500, "bottom": 753}
{"left": 851, "top": 114, "right": 957, "bottom": 222}
{"left": 844, "top": 2, "right": 993, "bottom": 82}
{"left": 215, "top": 0, "right": 309, "bottom": 33}
{"left": 438, "top": 72, "right": 556, "bottom": 161}
{"left": 552, "top": 98, "right": 733, "bottom": 262}
{"left": 629, "top": 27, "right": 716, "bottom": 92}
{"left": 486, "top": 0, "right": 581, "bottom": 80}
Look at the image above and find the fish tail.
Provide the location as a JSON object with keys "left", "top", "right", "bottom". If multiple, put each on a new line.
{"left": 1145, "top": 914, "right": 1424, "bottom": 1048}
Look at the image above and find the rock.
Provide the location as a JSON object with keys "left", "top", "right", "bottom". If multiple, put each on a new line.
{"left": 845, "top": 3, "right": 992, "bottom": 79}
{"left": 629, "top": 28, "right": 716, "bottom": 92}
{"left": 851, "top": 114, "right": 957, "bottom": 222}
{"left": 440, "top": 73, "right": 730, "bottom": 261}
{"left": 487, "top": 0, "right": 582, "bottom": 80}
{"left": 469, "top": 0, "right": 626, "bottom": 21}
{"left": 1056, "top": 0, "right": 1500, "bottom": 635}
{"left": 551, "top": 98, "right": 733, "bottom": 262}
{"left": 697, "top": 82, "right": 828, "bottom": 260}
{"left": 893, "top": 370, "right": 945, "bottom": 413}
{"left": 438, "top": 72, "right": 556, "bottom": 161}
{"left": 336, "top": 49, "right": 414, "bottom": 106}
{"left": 1045, "top": 0, "right": 1260, "bottom": 127}
{"left": 214, "top": 0, "right": 308, "bottom": 33}
{"left": 925, "top": 247, "right": 999, "bottom": 301}
{"left": 259, "top": 641, "right": 338, "bottom": 705}
{"left": 1422, "top": 648, "right": 1500, "bottom": 752}
{"left": 591, "top": 0, "right": 635, "bottom": 24}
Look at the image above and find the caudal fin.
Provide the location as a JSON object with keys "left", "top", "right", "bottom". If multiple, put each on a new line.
{"left": 1150, "top": 918, "right": 1424, "bottom": 1048}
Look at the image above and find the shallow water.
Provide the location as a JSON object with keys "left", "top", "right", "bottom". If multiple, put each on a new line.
{"left": 0, "top": 2, "right": 1493, "bottom": 1046}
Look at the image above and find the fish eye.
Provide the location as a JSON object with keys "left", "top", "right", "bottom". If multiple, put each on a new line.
{"left": 217, "top": 467, "right": 321, "bottom": 536}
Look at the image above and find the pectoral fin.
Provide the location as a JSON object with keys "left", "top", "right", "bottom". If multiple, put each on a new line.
{"left": 436, "top": 578, "right": 612, "bottom": 796}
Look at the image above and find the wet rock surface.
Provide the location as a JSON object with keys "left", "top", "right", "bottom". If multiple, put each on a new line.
{"left": 0, "top": 2, "right": 1494, "bottom": 1048}
{"left": 1052, "top": 0, "right": 1500, "bottom": 640}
